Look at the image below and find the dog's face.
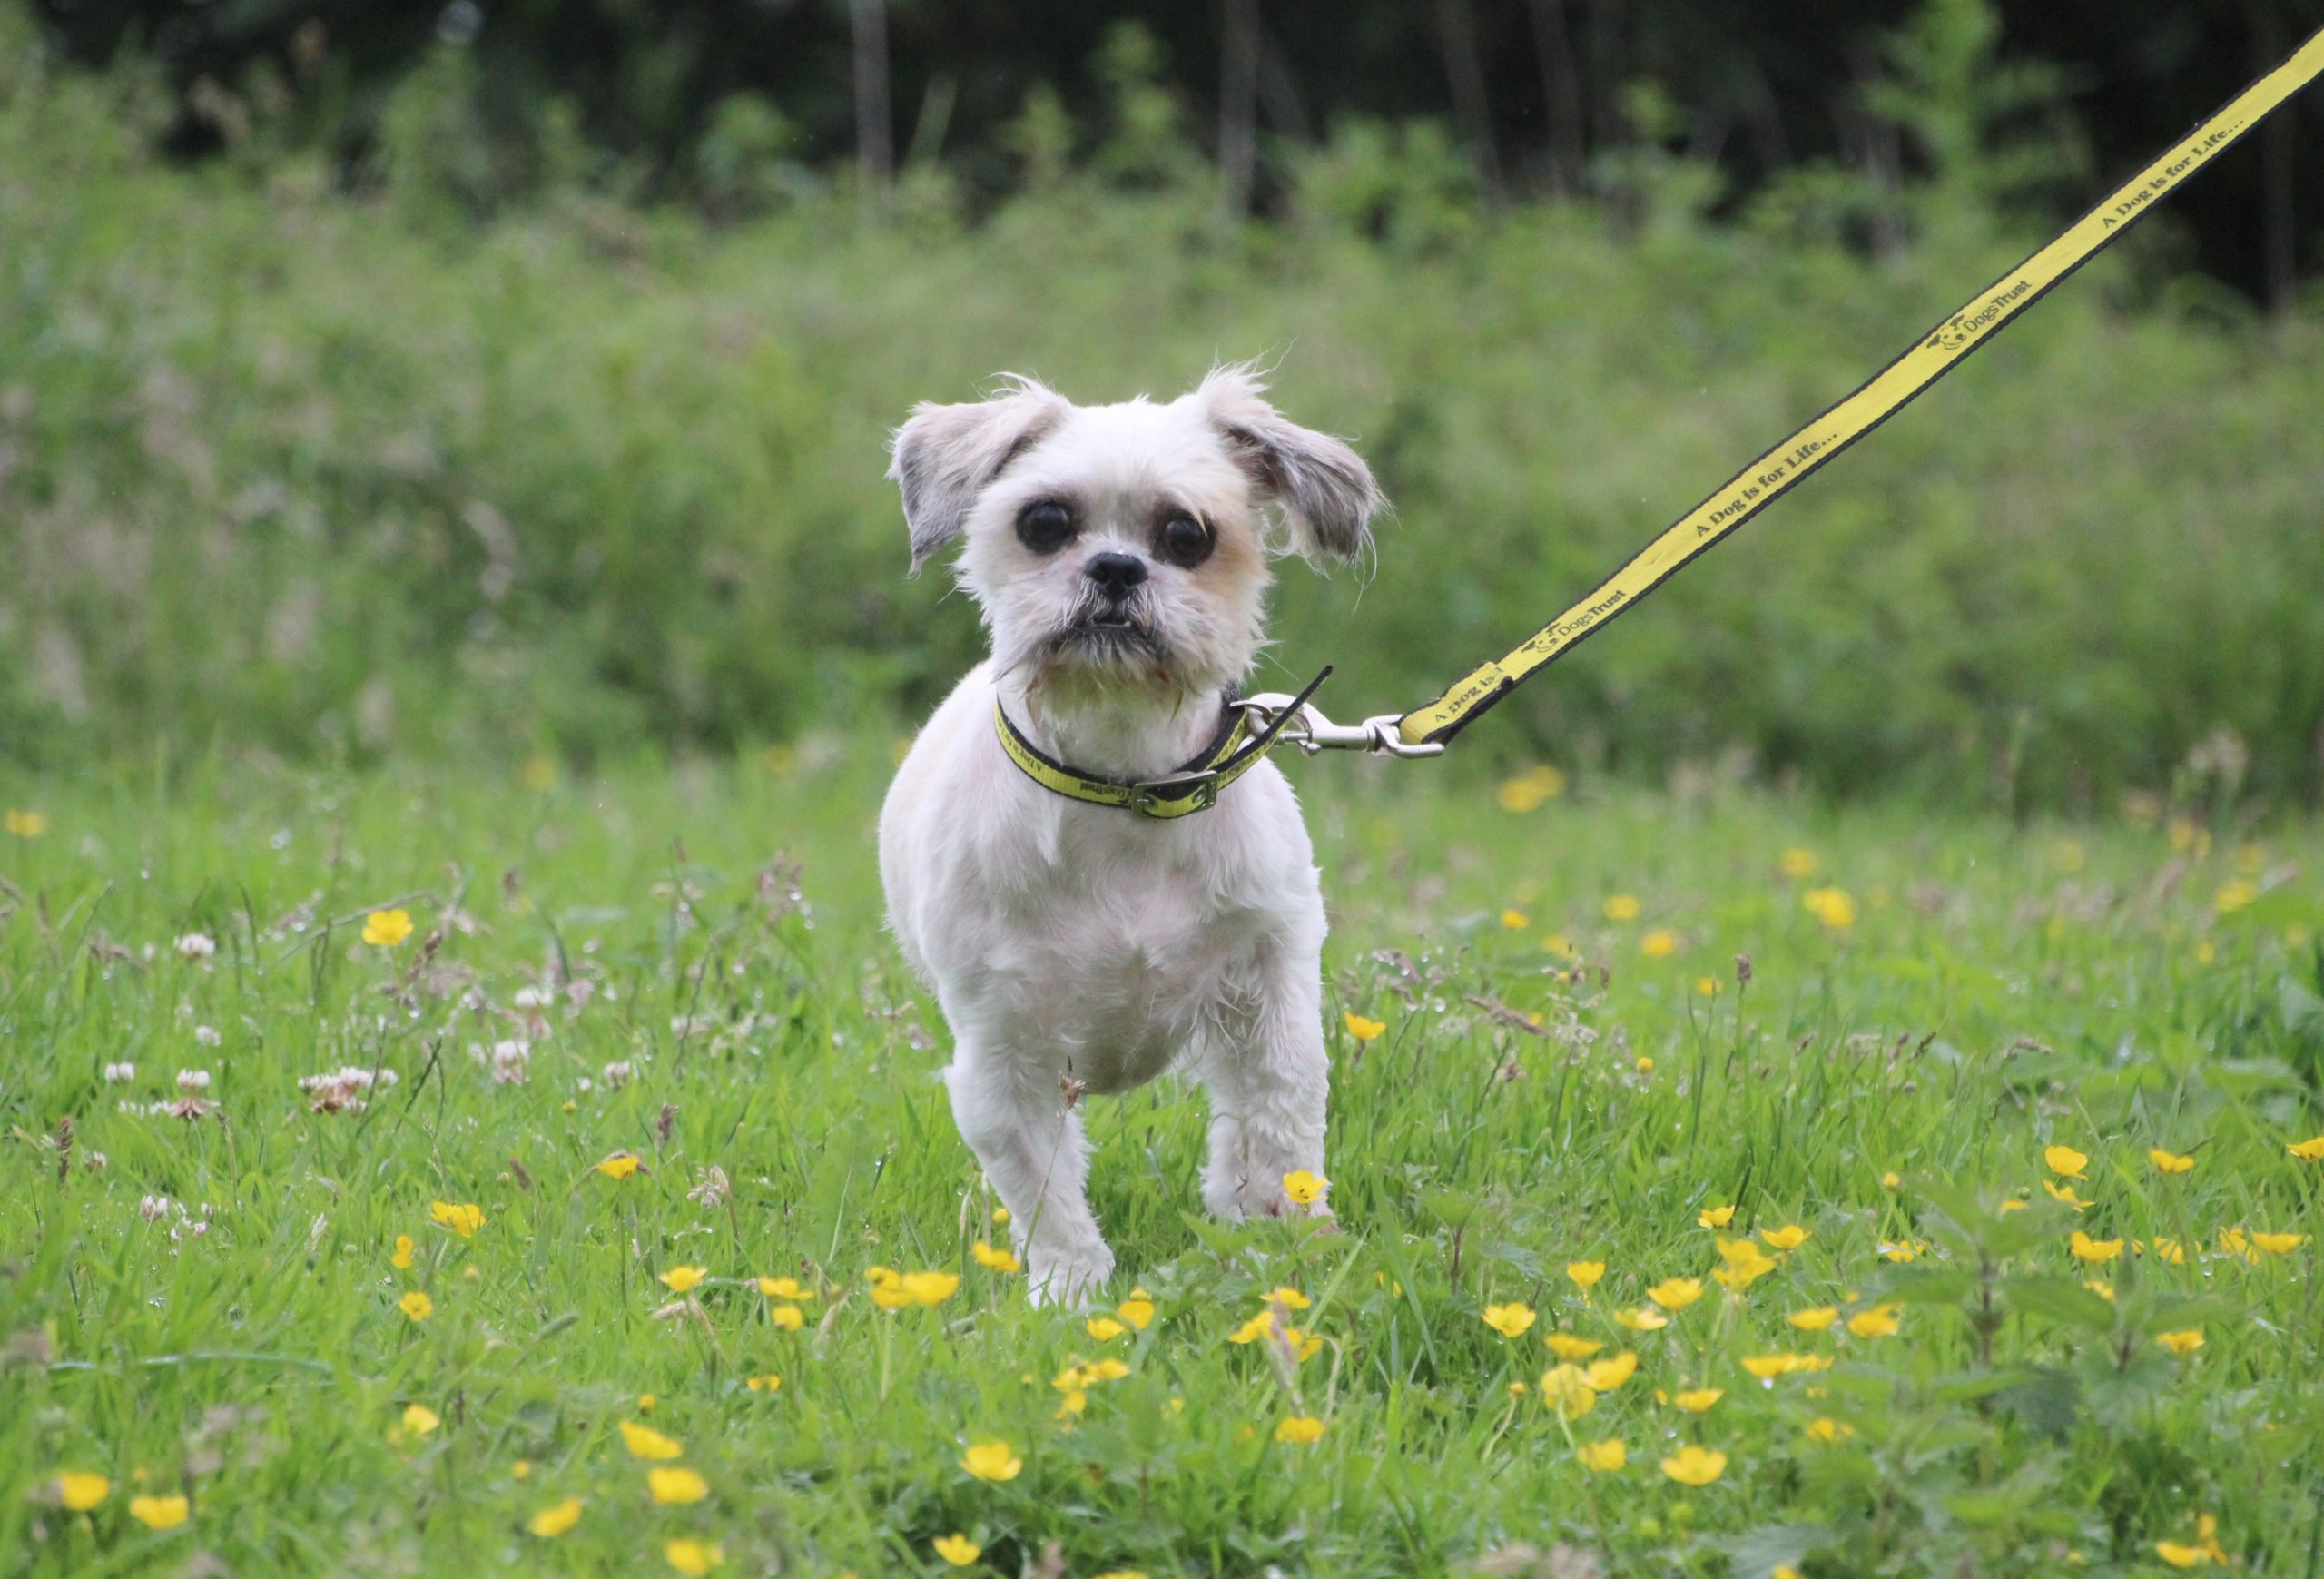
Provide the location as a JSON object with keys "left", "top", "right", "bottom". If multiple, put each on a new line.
{"left": 890, "top": 368, "right": 1382, "bottom": 703}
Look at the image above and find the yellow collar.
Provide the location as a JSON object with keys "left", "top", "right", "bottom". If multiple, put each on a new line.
{"left": 991, "top": 669, "right": 1331, "bottom": 818}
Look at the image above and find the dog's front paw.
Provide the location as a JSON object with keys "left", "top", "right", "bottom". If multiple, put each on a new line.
{"left": 1026, "top": 1247, "right": 1115, "bottom": 1310}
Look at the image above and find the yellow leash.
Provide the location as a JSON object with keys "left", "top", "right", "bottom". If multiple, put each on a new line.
{"left": 1000, "top": 28, "right": 2324, "bottom": 814}
{"left": 1395, "top": 25, "right": 2324, "bottom": 747}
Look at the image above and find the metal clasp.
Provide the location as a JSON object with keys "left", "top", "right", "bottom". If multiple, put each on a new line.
{"left": 1128, "top": 772, "right": 1220, "bottom": 814}
{"left": 1235, "top": 694, "right": 1446, "bottom": 759}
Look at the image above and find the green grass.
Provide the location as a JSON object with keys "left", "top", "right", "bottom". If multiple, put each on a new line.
{"left": 4, "top": 754, "right": 2322, "bottom": 1576}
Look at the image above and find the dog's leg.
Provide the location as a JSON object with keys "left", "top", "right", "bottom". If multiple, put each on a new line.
{"left": 944, "top": 1043, "right": 1115, "bottom": 1307}
{"left": 1197, "top": 938, "right": 1330, "bottom": 1221}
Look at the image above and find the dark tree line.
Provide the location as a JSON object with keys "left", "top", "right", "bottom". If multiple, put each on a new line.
{"left": 33, "top": 0, "right": 2324, "bottom": 301}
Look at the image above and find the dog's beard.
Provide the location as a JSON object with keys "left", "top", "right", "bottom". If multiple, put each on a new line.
{"left": 1034, "top": 589, "right": 1173, "bottom": 673}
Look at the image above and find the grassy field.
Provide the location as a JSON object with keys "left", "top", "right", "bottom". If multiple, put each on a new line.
{"left": 4, "top": 749, "right": 2321, "bottom": 1576}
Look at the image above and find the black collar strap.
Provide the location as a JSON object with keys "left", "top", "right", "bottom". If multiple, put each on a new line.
{"left": 992, "top": 666, "right": 1333, "bottom": 818}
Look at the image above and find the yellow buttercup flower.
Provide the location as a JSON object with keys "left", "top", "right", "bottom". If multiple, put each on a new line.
{"left": 1275, "top": 1415, "right": 1326, "bottom": 1445}
{"left": 1603, "top": 894, "right": 1641, "bottom": 922}
{"left": 1611, "top": 1307, "right": 1669, "bottom": 1332}
{"left": 2287, "top": 1135, "right": 2324, "bottom": 1162}
{"left": 744, "top": 1374, "right": 781, "bottom": 1392}
{"left": 1583, "top": 1351, "right": 1639, "bottom": 1391}
{"left": 1543, "top": 1333, "right": 1603, "bottom": 1360}
{"left": 1672, "top": 1387, "right": 1723, "bottom": 1413}
{"left": 1698, "top": 1204, "right": 1736, "bottom": 1229}
{"left": 2250, "top": 1231, "right": 2306, "bottom": 1255}
{"left": 1578, "top": 1438, "right": 1627, "bottom": 1472}
{"left": 56, "top": 1472, "right": 110, "bottom": 1511}
{"left": 971, "top": 1240, "right": 1021, "bottom": 1273}
{"left": 1641, "top": 928, "right": 1679, "bottom": 958}
{"left": 399, "top": 1290, "right": 434, "bottom": 1323}
{"left": 1501, "top": 909, "right": 1530, "bottom": 931}
{"left": 1711, "top": 1254, "right": 1775, "bottom": 1295}
{"left": 1537, "top": 1365, "right": 1598, "bottom": 1419}
{"left": 1802, "top": 887, "right": 1856, "bottom": 929}
{"left": 1760, "top": 1224, "right": 1808, "bottom": 1251}
{"left": 1118, "top": 1290, "right": 1156, "bottom": 1329}
{"left": 2069, "top": 1231, "right": 2123, "bottom": 1265}
{"left": 961, "top": 1441, "right": 1022, "bottom": 1482}
{"left": 1741, "top": 1354, "right": 1807, "bottom": 1380}
{"left": 399, "top": 1403, "right": 440, "bottom": 1439}
{"left": 392, "top": 1234, "right": 415, "bottom": 1269}
{"left": 1086, "top": 1317, "right": 1127, "bottom": 1343}
{"left": 2214, "top": 879, "right": 2259, "bottom": 913}
{"left": 902, "top": 1271, "right": 960, "bottom": 1306}
{"left": 4, "top": 809, "right": 48, "bottom": 839}
{"left": 2044, "top": 1145, "right": 2090, "bottom": 1180}
{"left": 1804, "top": 1417, "right": 1854, "bottom": 1444}
{"left": 429, "top": 1200, "right": 486, "bottom": 1238}
{"left": 596, "top": 1152, "right": 641, "bottom": 1179}
{"left": 128, "top": 1494, "right": 190, "bottom": 1529}
{"left": 2149, "top": 1148, "right": 2194, "bottom": 1175}
{"left": 1778, "top": 848, "right": 1817, "bottom": 879}
{"left": 665, "top": 1538, "right": 725, "bottom": 1575}
{"left": 528, "top": 1497, "right": 584, "bottom": 1537}
{"left": 362, "top": 909, "right": 415, "bottom": 947}
{"left": 933, "top": 1534, "right": 981, "bottom": 1566}
{"left": 1264, "top": 1286, "right": 1312, "bottom": 1310}
{"left": 1281, "top": 1170, "right": 1326, "bottom": 1208}
{"left": 2043, "top": 1180, "right": 2093, "bottom": 1214}
{"left": 1228, "top": 1311, "right": 1276, "bottom": 1345}
{"left": 1646, "top": 1278, "right": 1703, "bottom": 1311}
{"left": 1564, "top": 1261, "right": 1605, "bottom": 1296}
{"left": 1482, "top": 1302, "right": 1536, "bottom": 1338}
{"left": 1496, "top": 765, "right": 1566, "bottom": 812}
{"left": 1344, "top": 1012, "right": 1387, "bottom": 1042}
{"left": 1846, "top": 1304, "right": 1903, "bottom": 1338}
{"left": 1881, "top": 1170, "right": 1902, "bottom": 1189}
{"left": 620, "top": 1421, "right": 684, "bottom": 1460}
{"left": 758, "top": 1277, "right": 815, "bottom": 1301}
{"left": 1787, "top": 1306, "right": 1838, "bottom": 1332}
{"left": 2157, "top": 1329, "right": 2204, "bottom": 1356}
{"left": 1659, "top": 1446, "right": 1727, "bottom": 1486}
{"left": 647, "top": 1467, "right": 708, "bottom": 1505}
{"left": 660, "top": 1266, "right": 707, "bottom": 1293}
{"left": 2084, "top": 1280, "right": 2115, "bottom": 1302}
{"left": 2154, "top": 1542, "right": 2209, "bottom": 1569}
{"left": 770, "top": 1304, "right": 805, "bottom": 1331}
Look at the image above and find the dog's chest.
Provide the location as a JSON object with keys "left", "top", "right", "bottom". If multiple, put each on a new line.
{"left": 966, "top": 819, "right": 1270, "bottom": 1088}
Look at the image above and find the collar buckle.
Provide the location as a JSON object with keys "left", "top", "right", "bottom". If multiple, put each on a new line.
{"left": 1128, "top": 770, "right": 1220, "bottom": 815}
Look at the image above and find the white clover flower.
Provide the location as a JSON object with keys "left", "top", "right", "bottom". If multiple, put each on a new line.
{"left": 175, "top": 1069, "right": 212, "bottom": 1094}
{"left": 470, "top": 1040, "right": 530, "bottom": 1085}
{"left": 601, "top": 1060, "right": 635, "bottom": 1090}
{"left": 193, "top": 1025, "right": 222, "bottom": 1048}
{"left": 174, "top": 933, "right": 217, "bottom": 962}
{"left": 103, "top": 1061, "right": 136, "bottom": 1084}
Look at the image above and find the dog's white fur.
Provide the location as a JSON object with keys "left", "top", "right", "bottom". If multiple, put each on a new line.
{"left": 878, "top": 366, "right": 1383, "bottom": 1304}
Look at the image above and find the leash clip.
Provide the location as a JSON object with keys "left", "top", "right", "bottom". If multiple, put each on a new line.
{"left": 1236, "top": 693, "right": 1446, "bottom": 759}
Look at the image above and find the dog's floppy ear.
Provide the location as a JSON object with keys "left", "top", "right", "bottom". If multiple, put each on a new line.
{"left": 888, "top": 376, "right": 1069, "bottom": 571}
{"left": 1196, "top": 365, "right": 1382, "bottom": 564}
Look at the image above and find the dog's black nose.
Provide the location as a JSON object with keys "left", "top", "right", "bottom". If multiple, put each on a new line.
{"left": 1083, "top": 552, "right": 1149, "bottom": 601}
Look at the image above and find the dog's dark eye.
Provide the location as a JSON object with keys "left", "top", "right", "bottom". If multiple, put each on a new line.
{"left": 1016, "top": 500, "right": 1076, "bottom": 555}
{"left": 1158, "top": 514, "right": 1214, "bottom": 568}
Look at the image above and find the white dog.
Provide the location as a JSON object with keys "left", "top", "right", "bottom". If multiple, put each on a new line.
{"left": 878, "top": 366, "right": 1383, "bottom": 1304}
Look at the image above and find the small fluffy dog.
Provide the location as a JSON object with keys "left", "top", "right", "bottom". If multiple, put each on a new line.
{"left": 879, "top": 367, "right": 1383, "bottom": 1304}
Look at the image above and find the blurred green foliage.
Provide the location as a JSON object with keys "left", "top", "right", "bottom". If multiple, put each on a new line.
{"left": 5, "top": 5, "right": 2323, "bottom": 809}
